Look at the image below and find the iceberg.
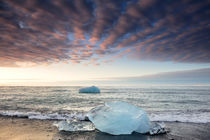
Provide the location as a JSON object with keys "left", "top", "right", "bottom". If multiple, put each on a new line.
{"left": 53, "top": 120, "right": 95, "bottom": 131}
{"left": 87, "top": 101, "right": 150, "bottom": 135}
{"left": 79, "top": 86, "right": 100, "bottom": 93}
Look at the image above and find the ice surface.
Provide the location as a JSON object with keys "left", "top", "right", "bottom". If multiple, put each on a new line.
{"left": 53, "top": 120, "right": 95, "bottom": 131}
{"left": 87, "top": 101, "right": 150, "bottom": 135}
{"left": 79, "top": 86, "right": 100, "bottom": 93}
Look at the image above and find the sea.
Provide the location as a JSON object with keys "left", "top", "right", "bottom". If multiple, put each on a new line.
{"left": 0, "top": 86, "right": 210, "bottom": 123}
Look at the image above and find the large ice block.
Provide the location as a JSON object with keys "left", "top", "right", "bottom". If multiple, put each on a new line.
{"left": 87, "top": 101, "right": 150, "bottom": 135}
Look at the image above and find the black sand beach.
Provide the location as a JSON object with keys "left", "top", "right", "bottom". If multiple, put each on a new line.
{"left": 0, "top": 116, "right": 209, "bottom": 140}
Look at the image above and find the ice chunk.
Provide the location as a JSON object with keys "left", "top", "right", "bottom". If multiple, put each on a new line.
{"left": 149, "top": 122, "right": 166, "bottom": 135}
{"left": 79, "top": 86, "right": 100, "bottom": 93}
{"left": 87, "top": 101, "right": 150, "bottom": 135}
{"left": 53, "top": 120, "right": 95, "bottom": 131}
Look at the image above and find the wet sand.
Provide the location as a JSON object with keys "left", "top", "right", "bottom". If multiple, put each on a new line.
{"left": 0, "top": 116, "right": 209, "bottom": 140}
{"left": 0, "top": 116, "right": 57, "bottom": 140}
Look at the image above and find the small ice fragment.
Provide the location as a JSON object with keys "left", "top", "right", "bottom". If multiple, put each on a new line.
{"left": 87, "top": 101, "right": 150, "bottom": 135}
{"left": 149, "top": 122, "right": 166, "bottom": 135}
{"left": 53, "top": 120, "right": 95, "bottom": 131}
{"left": 79, "top": 86, "right": 100, "bottom": 93}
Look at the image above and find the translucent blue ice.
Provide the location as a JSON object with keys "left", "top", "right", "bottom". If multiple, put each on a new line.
{"left": 79, "top": 86, "right": 100, "bottom": 93}
{"left": 87, "top": 101, "right": 150, "bottom": 135}
{"left": 53, "top": 120, "right": 95, "bottom": 131}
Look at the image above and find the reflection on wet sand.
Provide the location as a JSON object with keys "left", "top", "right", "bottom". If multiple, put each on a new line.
{"left": 53, "top": 131, "right": 148, "bottom": 140}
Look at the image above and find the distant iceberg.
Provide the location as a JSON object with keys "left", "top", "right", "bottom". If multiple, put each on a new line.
{"left": 79, "top": 86, "right": 100, "bottom": 93}
{"left": 87, "top": 101, "right": 150, "bottom": 135}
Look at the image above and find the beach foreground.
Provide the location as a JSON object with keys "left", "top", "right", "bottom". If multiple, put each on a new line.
{"left": 0, "top": 116, "right": 209, "bottom": 140}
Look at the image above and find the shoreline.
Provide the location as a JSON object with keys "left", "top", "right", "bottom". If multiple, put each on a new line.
{"left": 0, "top": 116, "right": 210, "bottom": 140}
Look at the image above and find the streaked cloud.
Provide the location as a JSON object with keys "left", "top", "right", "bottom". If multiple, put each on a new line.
{"left": 0, "top": 0, "right": 209, "bottom": 67}
{"left": 108, "top": 68, "right": 210, "bottom": 85}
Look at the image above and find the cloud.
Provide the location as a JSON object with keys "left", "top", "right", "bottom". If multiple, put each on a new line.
{"left": 0, "top": 0, "right": 209, "bottom": 67}
{"left": 109, "top": 68, "right": 210, "bottom": 85}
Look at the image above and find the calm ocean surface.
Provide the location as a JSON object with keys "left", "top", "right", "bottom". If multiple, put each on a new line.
{"left": 0, "top": 86, "right": 210, "bottom": 123}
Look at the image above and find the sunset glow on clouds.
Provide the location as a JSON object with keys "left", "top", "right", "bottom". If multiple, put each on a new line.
{"left": 0, "top": 0, "right": 209, "bottom": 67}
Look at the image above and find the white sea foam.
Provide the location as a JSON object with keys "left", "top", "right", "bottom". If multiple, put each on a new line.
{"left": 0, "top": 110, "right": 87, "bottom": 121}
{"left": 0, "top": 110, "right": 210, "bottom": 123}
{"left": 149, "top": 111, "right": 210, "bottom": 123}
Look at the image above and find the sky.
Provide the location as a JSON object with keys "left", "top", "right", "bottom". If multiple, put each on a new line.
{"left": 0, "top": 0, "right": 210, "bottom": 85}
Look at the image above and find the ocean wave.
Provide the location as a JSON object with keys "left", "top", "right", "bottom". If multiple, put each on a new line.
{"left": 51, "top": 89, "right": 71, "bottom": 92}
{"left": 0, "top": 110, "right": 87, "bottom": 121}
{"left": 0, "top": 110, "right": 209, "bottom": 123}
{"left": 149, "top": 111, "right": 210, "bottom": 123}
